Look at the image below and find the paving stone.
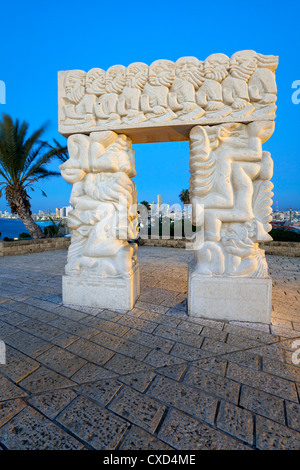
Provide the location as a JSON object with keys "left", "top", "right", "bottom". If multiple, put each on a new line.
{"left": 158, "top": 409, "right": 250, "bottom": 450}
{"left": 0, "top": 406, "right": 83, "bottom": 449}
{"left": 81, "top": 317, "right": 130, "bottom": 336}
{"left": 0, "top": 320, "right": 19, "bottom": 339}
{"left": 18, "top": 319, "right": 64, "bottom": 341}
{"left": 226, "top": 362, "right": 299, "bottom": 402}
{"left": 0, "top": 311, "right": 29, "bottom": 326}
{"left": 116, "top": 315, "right": 157, "bottom": 333}
{"left": 123, "top": 329, "right": 174, "bottom": 354}
{"left": 220, "top": 350, "right": 261, "bottom": 371}
{"left": 70, "top": 363, "right": 117, "bottom": 384}
{"left": 256, "top": 415, "right": 300, "bottom": 450}
{"left": 176, "top": 320, "right": 203, "bottom": 335}
{"left": 92, "top": 331, "right": 151, "bottom": 361}
{"left": 0, "top": 375, "right": 27, "bottom": 401}
{"left": 0, "top": 399, "right": 26, "bottom": 428}
{"left": 105, "top": 353, "right": 152, "bottom": 375}
{"left": 156, "top": 363, "right": 188, "bottom": 381}
{"left": 200, "top": 326, "right": 227, "bottom": 342}
{"left": 108, "top": 386, "right": 166, "bottom": 434}
{"left": 66, "top": 338, "right": 114, "bottom": 366}
{"left": 36, "top": 345, "right": 87, "bottom": 378}
{"left": 119, "top": 425, "right": 173, "bottom": 450}
{"left": 18, "top": 366, "right": 75, "bottom": 393}
{"left": 223, "top": 324, "right": 278, "bottom": 344}
{"left": 154, "top": 324, "right": 204, "bottom": 348}
{"left": 5, "top": 330, "right": 52, "bottom": 358}
{"left": 184, "top": 366, "right": 240, "bottom": 404}
{"left": 27, "top": 389, "right": 77, "bottom": 419}
{"left": 76, "top": 379, "right": 122, "bottom": 406}
{"left": 144, "top": 349, "right": 185, "bottom": 368}
{"left": 226, "top": 334, "right": 263, "bottom": 349}
{"left": 147, "top": 375, "right": 218, "bottom": 426}
{"left": 216, "top": 401, "right": 254, "bottom": 445}
{"left": 119, "top": 370, "right": 156, "bottom": 392}
{"left": 285, "top": 401, "right": 300, "bottom": 432}
{"left": 239, "top": 385, "right": 285, "bottom": 424}
{"left": 56, "top": 395, "right": 129, "bottom": 449}
{"left": 192, "top": 356, "right": 228, "bottom": 377}
{"left": 262, "top": 356, "right": 300, "bottom": 382}
{"left": 170, "top": 343, "right": 210, "bottom": 362}
{"left": 0, "top": 345, "right": 40, "bottom": 383}
{"left": 201, "top": 337, "right": 240, "bottom": 355}
{"left": 49, "top": 317, "right": 99, "bottom": 339}
{"left": 51, "top": 332, "right": 79, "bottom": 348}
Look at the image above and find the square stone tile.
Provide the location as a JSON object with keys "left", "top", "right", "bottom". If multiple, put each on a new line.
{"left": 36, "top": 345, "right": 87, "bottom": 378}
{"left": 217, "top": 401, "right": 254, "bottom": 445}
{"left": 0, "top": 399, "right": 26, "bottom": 428}
{"left": 0, "top": 345, "right": 40, "bottom": 383}
{"left": 18, "top": 366, "right": 75, "bottom": 393}
{"left": 56, "top": 395, "right": 129, "bottom": 449}
{"left": 5, "top": 330, "right": 52, "bottom": 358}
{"left": 76, "top": 378, "right": 122, "bottom": 406}
{"left": 123, "top": 328, "right": 174, "bottom": 354}
{"left": 158, "top": 409, "right": 249, "bottom": 450}
{"left": 285, "top": 401, "right": 300, "bottom": 432}
{"left": 226, "top": 362, "right": 299, "bottom": 402}
{"left": 0, "top": 375, "right": 27, "bottom": 401}
{"left": 184, "top": 366, "right": 240, "bottom": 404}
{"left": 120, "top": 370, "right": 156, "bottom": 392}
{"left": 92, "top": 331, "right": 151, "bottom": 361}
{"left": 108, "top": 386, "right": 166, "bottom": 433}
{"left": 104, "top": 353, "right": 152, "bottom": 375}
{"left": 119, "top": 425, "right": 172, "bottom": 450}
{"left": 256, "top": 415, "right": 300, "bottom": 450}
{"left": 27, "top": 389, "right": 77, "bottom": 419}
{"left": 67, "top": 338, "right": 114, "bottom": 366}
{"left": 147, "top": 375, "right": 218, "bottom": 426}
{"left": 0, "top": 406, "right": 83, "bottom": 449}
{"left": 239, "top": 385, "right": 285, "bottom": 424}
{"left": 154, "top": 325, "right": 203, "bottom": 348}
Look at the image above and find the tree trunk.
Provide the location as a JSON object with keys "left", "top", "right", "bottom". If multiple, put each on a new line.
{"left": 16, "top": 205, "right": 45, "bottom": 239}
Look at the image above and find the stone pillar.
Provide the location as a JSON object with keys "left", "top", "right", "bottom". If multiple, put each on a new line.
{"left": 188, "top": 121, "right": 275, "bottom": 322}
{"left": 59, "top": 131, "right": 139, "bottom": 309}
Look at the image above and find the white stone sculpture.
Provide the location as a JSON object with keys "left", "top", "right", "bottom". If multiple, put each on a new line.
{"left": 58, "top": 51, "right": 278, "bottom": 143}
{"left": 59, "top": 131, "right": 139, "bottom": 309}
{"left": 188, "top": 120, "right": 275, "bottom": 322}
{"left": 58, "top": 50, "right": 278, "bottom": 322}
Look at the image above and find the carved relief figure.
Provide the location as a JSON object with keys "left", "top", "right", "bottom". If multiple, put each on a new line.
{"left": 248, "top": 53, "right": 279, "bottom": 117}
{"left": 169, "top": 56, "right": 205, "bottom": 120}
{"left": 196, "top": 53, "right": 232, "bottom": 119}
{"left": 62, "top": 70, "right": 96, "bottom": 129}
{"left": 222, "top": 50, "right": 257, "bottom": 118}
{"left": 189, "top": 121, "right": 274, "bottom": 276}
{"left": 117, "top": 62, "right": 148, "bottom": 124}
{"left": 94, "top": 65, "right": 126, "bottom": 126}
{"left": 60, "top": 131, "right": 138, "bottom": 278}
{"left": 141, "top": 59, "right": 177, "bottom": 123}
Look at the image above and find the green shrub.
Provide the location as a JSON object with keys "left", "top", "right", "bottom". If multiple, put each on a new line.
{"left": 18, "top": 232, "right": 31, "bottom": 240}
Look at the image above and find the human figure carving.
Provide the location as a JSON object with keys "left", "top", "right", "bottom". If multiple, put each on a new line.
{"left": 168, "top": 56, "right": 205, "bottom": 120}
{"left": 248, "top": 53, "right": 278, "bottom": 117}
{"left": 117, "top": 62, "right": 148, "bottom": 124}
{"left": 196, "top": 53, "right": 232, "bottom": 119}
{"left": 60, "top": 131, "right": 138, "bottom": 277}
{"left": 141, "top": 59, "right": 177, "bottom": 123}
{"left": 222, "top": 50, "right": 257, "bottom": 118}
{"left": 94, "top": 65, "right": 126, "bottom": 126}
{"left": 62, "top": 70, "right": 96, "bottom": 129}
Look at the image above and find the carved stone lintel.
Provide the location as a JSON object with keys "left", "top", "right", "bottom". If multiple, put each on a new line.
{"left": 58, "top": 51, "right": 278, "bottom": 143}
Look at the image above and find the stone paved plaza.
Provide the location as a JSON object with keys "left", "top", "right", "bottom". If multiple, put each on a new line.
{"left": 0, "top": 246, "right": 299, "bottom": 450}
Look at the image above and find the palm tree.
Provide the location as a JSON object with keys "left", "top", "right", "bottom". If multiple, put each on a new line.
{"left": 179, "top": 189, "right": 190, "bottom": 205}
{"left": 0, "top": 114, "right": 67, "bottom": 239}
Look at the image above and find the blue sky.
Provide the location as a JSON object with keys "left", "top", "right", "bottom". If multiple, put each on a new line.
{"left": 0, "top": 0, "right": 299, "bottom": 212}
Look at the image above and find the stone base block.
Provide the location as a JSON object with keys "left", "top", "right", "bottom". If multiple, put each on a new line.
{"left": 188, "top": 270, "right": 272, "bottom": 323}
{"left": 62, "top": 266, "right": 140, "bottom": 310}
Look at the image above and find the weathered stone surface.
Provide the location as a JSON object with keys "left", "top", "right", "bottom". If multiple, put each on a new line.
{"left": 147, "top": 375, "right": 218, "bottom": 425}
{"left": 216, "top": 401, "right": 254, "bottom": 445}
{"left": 27, "top": 389, "right": 77, "bottom": 419}
{"left": 0, "top": 399, "right": 26, "bottom": 427}
{"left": 18, "top": 366, "right": 75, "bottom": 393}
{"left": 0, "top": 406, "right": 83, "bottom": 450}
{"left": 256, "top": 415, "right": 300, "bottom": 450}
{"left": 66, "top": 338, "right": 114, "bottom": 366}
{"left": 119, "top": 425, "right": 173, "bottom": 450}
{"left": 158, "top": 409, "right": 250, "bottom": 450}
{"left": 56, "top": 395, "right": 129, "bottom": 449}
{"left": 75, "top": 379, "right": 122, "bottom": 406}
{"left": 37, "top": 345, "right": 87, "bottom": 378}
{"left": 108, "top": 386, "right": 166, "bottom": 433}
{"left": 239, "top": 385, "right": 285, "bottom": 424}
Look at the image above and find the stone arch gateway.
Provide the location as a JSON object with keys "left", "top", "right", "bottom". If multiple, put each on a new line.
{"left": 58, "top": 51, "right": 278, "bottom": 323}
